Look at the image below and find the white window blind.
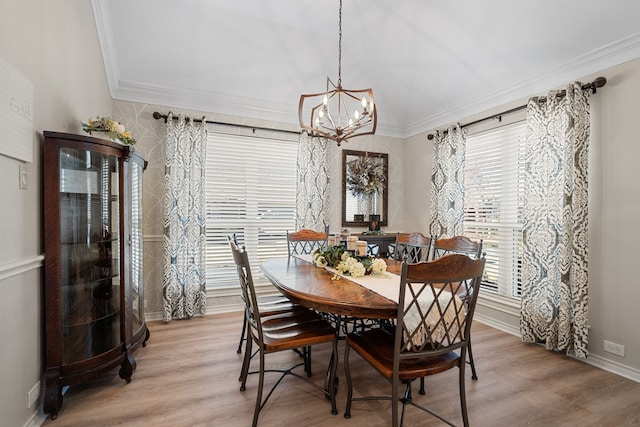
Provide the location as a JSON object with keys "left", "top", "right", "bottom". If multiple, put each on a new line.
{"left": 205, "top": 132, "right": 298, "bottom": 290}
{"left": 463, "top": 121, "right": 524, "bottom": 299}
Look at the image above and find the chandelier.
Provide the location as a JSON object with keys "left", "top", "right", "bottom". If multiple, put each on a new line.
{"left": 298, "top": 0, "right": 376, "bottom": 146}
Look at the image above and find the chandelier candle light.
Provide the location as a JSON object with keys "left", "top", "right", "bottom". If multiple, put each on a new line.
{"left": 298, "top": 0, "right": 376, "bottom": 145}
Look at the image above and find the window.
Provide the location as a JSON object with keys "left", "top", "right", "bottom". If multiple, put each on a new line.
{"left": 205, "top": 131, "right": 298, "bottom": 290}
{"left": 463, "top": 121, "right": 524, "bottom": 299}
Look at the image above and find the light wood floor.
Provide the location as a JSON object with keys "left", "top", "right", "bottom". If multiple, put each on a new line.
{"left": 43, "top": 312, "right": 640, "bottom": 427}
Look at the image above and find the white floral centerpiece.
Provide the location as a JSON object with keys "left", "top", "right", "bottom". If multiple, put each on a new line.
{"left": 82, "top": 116, "right": 136, "bottom": 145}
{"left": 312, "top": 246, "right": 387, "bottom": 280}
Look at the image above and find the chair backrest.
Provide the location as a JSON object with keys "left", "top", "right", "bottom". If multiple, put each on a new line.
{"left": 395, "top": 254, "right": 486, "bottom": 360}
{"left": 228, "top": 236, "right": 263, "bottom": 339}
{"left": 432, "top": 235, "right": 483, "bottom": 260}
{"left": 391, "top": 232, "right": 433, "bottom": 263}
{"left": 287, "top": 229, "right": 328, "bottom": 256}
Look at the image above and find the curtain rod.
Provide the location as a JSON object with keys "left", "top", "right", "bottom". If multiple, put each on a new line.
{"left": 426, "top": 76, "right": 607, "bottom": 140}
{"left": 152, "top": 112, "right": 301, "bottom": 136}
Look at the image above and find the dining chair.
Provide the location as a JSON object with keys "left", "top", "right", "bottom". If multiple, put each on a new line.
{"left": 343, "top": 254, "right": 486, "bottom": 427}
{"left": 229, "top": 238, "right": 339, "bottom": 426}
{"left": 232, "top": 234, "right": 297, "bottom": 356}
{"left": 431, "top": 235, "right": 484, "bottom": 381}
{"left": 287, "top": 228, "right": 329, "bottom": 257}
{"left": 389, "top": 232, "right": 433, "bottom": 263}
{"left": 432, "top": 235, "right": 483, "bottom": 261}
{"left": 286, "top": 228, "right": 330, "bottom": 363}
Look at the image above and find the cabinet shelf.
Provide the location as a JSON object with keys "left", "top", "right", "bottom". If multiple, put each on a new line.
{"left": 63, "top": 282, "right": 120, "bottom": 327}
{"left": 43, "top": 131, "right": 148, "bottom": 419}
{"left": 63, "top": 314, "right": 121, "bottom": 364}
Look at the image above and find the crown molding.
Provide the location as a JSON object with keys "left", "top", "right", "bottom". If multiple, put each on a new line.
{"left": 404, "top": 31, "right": 640, "bottom": 137}
{"left": 91, "top": 0, "right": 120, "bottom": 100}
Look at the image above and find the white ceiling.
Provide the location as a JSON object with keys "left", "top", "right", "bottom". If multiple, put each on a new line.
{"left": 92, "top": 0, "right": 640, "bottom": 138}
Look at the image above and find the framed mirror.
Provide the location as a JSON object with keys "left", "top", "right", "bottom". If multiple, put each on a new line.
{"left": 342, "top": 149, "right": 388, "bottom": 227}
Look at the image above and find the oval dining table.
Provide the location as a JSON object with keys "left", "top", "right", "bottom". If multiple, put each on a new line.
{"left": 260, "top": 256, "right": 401, "bottom": 320}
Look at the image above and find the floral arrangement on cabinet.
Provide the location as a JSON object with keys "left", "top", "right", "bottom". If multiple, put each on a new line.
{"left": 82, "top": 116, "right": 136, "bottom": 145}
{"left": 312, "top": 245, "right": 387, "bottom": 279}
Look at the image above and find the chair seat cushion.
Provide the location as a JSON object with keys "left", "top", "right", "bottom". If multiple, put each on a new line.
{"left": 261, "top": 307, "right": 322, "bottom": 330}
{"left": 262, "top": 319, "right": 336, "bottom": 352}
{"left": 257, "top": 296, "right": 297, "bottom": 316}
{"left": 346, "top": 327, "right": 460, "bottom": 380}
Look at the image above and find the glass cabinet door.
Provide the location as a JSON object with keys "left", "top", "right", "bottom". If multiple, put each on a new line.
{"left": 130, "top": 154, "right": 144, "bottom": 339}
{"left": 59, "top": 148, "right": 121, "bottom": 363}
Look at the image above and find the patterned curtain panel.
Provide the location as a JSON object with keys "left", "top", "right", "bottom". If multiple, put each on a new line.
{"left": 295, "top": 131, "right": 329, "bottom": 231}
{"left": 429, "top": 124, "right": 465, "bottom": 238}
{"left": 520, "top": 83, "right": 590, "bottom": 358}
{"left": 162, "top": 113, "right": 208, "bottom": 322}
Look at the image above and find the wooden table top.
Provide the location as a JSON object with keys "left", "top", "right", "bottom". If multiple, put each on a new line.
{"left": 260, "top": 257, "right": 401, "bottom": 319}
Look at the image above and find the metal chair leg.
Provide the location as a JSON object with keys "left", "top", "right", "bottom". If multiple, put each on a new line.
{"left": 343, "top": 344, "right": 353, "bottom": 419}
{"left": 252, "top": 350, "right": 266, "bottom": 427}
{"left": 305, "top": 347, "right": 313, "bottom": 376}
{"left": 468, "top": 338, "right": 478, "bottom": 380}
{"left": 237, "top": 316, "right": 247, "bottom": 354}
{"left": 459, "top": 356, "right": 469, "bottom": 427}
{"left": 240, "top": 336, "right": 252, "bottom": 390}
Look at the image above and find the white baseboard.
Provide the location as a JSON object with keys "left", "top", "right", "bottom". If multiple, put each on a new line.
{"left": 581, "top": 353, "right": 640, "bottom": 383}
{"left": 145, "top": 303, "right": 243, "bottom": 322}
{"left": 473, "top": 312, "right": 521, "bottom": 337}
{"left": 23, "top": 409, "right": 46, "bottom": 427}
{"left": 474, "top": 311, "right": 640, "bottom": 384}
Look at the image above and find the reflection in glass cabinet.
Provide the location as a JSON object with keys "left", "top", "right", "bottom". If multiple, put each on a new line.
{"left": 60, "top": 148, "right": 121, "bottom": 363}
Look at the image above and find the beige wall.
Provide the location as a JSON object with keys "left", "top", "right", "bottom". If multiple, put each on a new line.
{"left": 0, "top": 1, "right": 113, "bottom": 426}
{"left": 403, "top": 59, "right": 640, "bottom": 379}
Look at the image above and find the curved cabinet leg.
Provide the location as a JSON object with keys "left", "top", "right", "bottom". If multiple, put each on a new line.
{"left": 143, "top": 327, "right": 151, "bottom": 347}
{"left": 43, "top": 368, "right": 62, "bottom": 419}
{"left": 119, "top": 349, "right": 137, "bottom": 383}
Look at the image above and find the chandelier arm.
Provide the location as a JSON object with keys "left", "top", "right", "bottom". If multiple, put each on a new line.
{"left": 324, "top": 108, "right": 337, "bottom": 130}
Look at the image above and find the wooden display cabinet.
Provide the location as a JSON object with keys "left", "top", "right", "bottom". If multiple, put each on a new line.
{"left": 42, "top": 131, "right": 148, "bottom": 418}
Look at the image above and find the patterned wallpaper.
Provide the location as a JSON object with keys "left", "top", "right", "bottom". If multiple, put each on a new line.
{"left": 113, "top": 100, "right": 405, "bottom": 318}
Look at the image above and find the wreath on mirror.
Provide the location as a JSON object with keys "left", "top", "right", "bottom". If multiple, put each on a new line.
{"left": 346, "top": 156, "right": 385, "bottom": 196}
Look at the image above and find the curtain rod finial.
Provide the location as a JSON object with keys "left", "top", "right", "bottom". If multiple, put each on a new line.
{"left": 591, "top": 76, "right": 607, "bottom": 94}
{"left": 153, "top": 111, "right": 169, "bottom": 123}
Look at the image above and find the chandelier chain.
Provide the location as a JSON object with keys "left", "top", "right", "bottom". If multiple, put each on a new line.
{"left": 338, "top": 0, "right": 342, "bottom": 86}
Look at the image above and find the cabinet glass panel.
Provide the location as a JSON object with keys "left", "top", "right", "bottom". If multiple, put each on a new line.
{"left": 59, "top": 148, "right": 121, "bottom": 364}
{"left": 131, "top": 158, "right": 144, "bottom": 335}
